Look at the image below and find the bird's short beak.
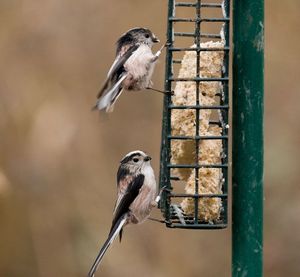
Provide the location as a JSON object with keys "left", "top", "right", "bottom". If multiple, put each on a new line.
{"left": 144, "top": 156, "right": 152, "bottom": 162}
{"left": 152, "top": 37, "right": 160, "bottom": 43}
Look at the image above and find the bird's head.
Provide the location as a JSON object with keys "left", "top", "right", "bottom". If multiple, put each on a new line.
{"left": 120, "top": 150, "right": 152, "bottom": 171}
{"left": 117, "top": 27, "right": 159, "bottom": 52}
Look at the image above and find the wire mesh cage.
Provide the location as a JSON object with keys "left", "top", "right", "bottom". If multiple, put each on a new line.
{"left": 159, "top": 0, "right": 230, "bottom": 229}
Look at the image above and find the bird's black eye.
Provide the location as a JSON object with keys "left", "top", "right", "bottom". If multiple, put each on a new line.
{"left": 145, "top": 34, "right": 150, "bottom": 38}
{"left": 133, "top": 158, "right": 139, "bottom": 163}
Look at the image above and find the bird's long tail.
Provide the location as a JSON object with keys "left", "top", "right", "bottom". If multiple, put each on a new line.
{"left": 88, "top": 215, "right": 127, "bottom": 277}
{"left": 93, "top": 74, "right": 127, "bottom": 112}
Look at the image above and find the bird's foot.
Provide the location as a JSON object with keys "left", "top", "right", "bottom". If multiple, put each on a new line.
{"left": 155, "top": 186, "right": 169, "bottom": 204}
{"left": 146, "top": 87, "right": 174, "bottom": 95}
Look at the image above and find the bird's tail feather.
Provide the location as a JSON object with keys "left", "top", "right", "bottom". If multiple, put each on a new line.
{"left": 88, "top": 215, "right": 127, "bottom": 277}
{"left": 93, "top": 74, "right": 127, "bottom": 112}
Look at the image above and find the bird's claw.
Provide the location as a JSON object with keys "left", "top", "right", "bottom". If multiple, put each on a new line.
{"left": 164, "top": 41, "right": 172, "bottom": 47}
{"left": 155, "top": 186, "right": 169, "bottom": 204}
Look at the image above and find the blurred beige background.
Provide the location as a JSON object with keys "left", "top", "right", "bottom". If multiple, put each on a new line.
{"left": 0, "top": 0, "right": 299, "bottom": 276}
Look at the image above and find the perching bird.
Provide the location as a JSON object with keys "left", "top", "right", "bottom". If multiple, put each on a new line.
{"left": 93, "top": 27, "right": 165, "bottom": 112}
{"left": 88, "top": 150, "right": 158, "bottom": 277}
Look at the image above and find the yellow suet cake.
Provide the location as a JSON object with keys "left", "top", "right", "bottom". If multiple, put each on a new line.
{"left": 171, "top": 41, "right": 225, "bottom": 221}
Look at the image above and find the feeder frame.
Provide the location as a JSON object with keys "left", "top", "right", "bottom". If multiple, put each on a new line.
{"left": 159, "top": 0, "right": 264, "bottom": 276}
{"left": 159, "top": 0, "right": 230, "bottom": 229}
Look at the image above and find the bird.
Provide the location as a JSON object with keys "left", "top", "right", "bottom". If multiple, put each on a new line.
{"left": 93, "top": 27, "right": 166, "bottom": 112}
{"left": 88, "top": 150, "right": 158, "bottom": 277}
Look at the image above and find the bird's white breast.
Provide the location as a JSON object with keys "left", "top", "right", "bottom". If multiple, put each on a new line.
{"left": 124, "top": 44, "right": 156, "bottom": 88}
{"left": 142, "top": 164, "right": 156, "bottom": 190}
{"left": 129, "top": 163, "right": 157, "bottom": 224}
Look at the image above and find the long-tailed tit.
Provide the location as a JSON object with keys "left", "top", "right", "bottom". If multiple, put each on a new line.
{"left": 93, "top": 27, "right": 166, "bottom": 112}
{"left": 88, "top": 150, "right": 158, "bottom": 277}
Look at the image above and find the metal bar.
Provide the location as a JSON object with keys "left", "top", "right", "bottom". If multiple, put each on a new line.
{"left": 175, "top": 2, "right": 223, "bottom": 8}
{"left": 167, "top": 164, "right": 228, "bottom": 169}
{"left": 159, "top": 0, "right": 175, "bottom": 216}
{"left": 169, "top": 103, "right": 228, "bottom": 108}
{"left": 194, "top": 0, "right": 201, "bottom": 225}
{"left": 169, "top": 17, "right": 197, "bottom": 22}
{"left": 169, "top": 47, "right": 229, "bottom": 51}
{"left": 169, "top": 224, "right": 227, "bottom": 229}
{"left": 209, "top": 120, "right": 222, "bottom": 125}
{"left": 169, "top": 105, "right": 229, "bottom": 109}
{"left": 168, "top": 135, "right": 228, "bottom": 140}
{"left": 175, "top": 2, "right": 197, "bottom": 7}
{"left": 169, "top": 193, "right": 228, "bottom": 198}
{"left": 168, "top": 104, "right": 229, "bottom": 109}
{"left": 174, "top": 32, "right": 222, "bottom": 39}
{"left": 172, "top": 59, "right": 182, "bottom": 64}
{"left": 221, "top": 0, "right": 230, "bottom": 227}
{"left": 200, "top": 3, "right": 223, "bottom": 8}
{"left": 169, "top": 17, "right": 229, "bottom": 22}
{"left": 232, "top": 0, "right": 264, "bottom": 276}
{"left": 168, "top": 77, "right": 229, "bottom": 81}
{"left": 201, "top": 18, "right": 230, "bottom": 22}
{"left": 174, "top": 32, "right": 195, "bottom": 37}
{"left": 201, "top": 33, "right": 222, "bottom": 38}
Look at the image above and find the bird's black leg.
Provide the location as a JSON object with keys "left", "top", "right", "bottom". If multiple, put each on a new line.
{"left": 146, "top": 87, "right": 174, "bottom": 95}
{"left": 148, "top": 217, "right": 167, "bottom": 224}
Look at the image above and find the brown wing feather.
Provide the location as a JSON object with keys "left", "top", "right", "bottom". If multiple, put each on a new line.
{"left": 113, "top": 175, "right": 133, "bottom": 215}
{"left": 110, "top": 174, "right": 145, "bottom": 241}
{"left": 96, "top": 44, "right": 139, "bottom": 99}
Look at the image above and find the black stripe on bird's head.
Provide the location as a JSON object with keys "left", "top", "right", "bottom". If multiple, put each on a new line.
{"left": 120, "top": 150, "right": 151, "bottom": 165}
{"left": 116, "top": 27, "right": 159, "bottom": 54}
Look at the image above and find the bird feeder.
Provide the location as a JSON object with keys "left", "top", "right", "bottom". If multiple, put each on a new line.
{"left": 159, "top": 0, "right": 230, "bottom": 229}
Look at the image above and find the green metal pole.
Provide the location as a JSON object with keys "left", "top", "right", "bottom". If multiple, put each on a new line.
{"left": 232, "top": 0, "right": 264, "bottom": 276}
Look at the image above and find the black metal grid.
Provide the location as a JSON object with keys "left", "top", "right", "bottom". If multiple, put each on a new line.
{"left": 159, "top": 0, "right": 230, "bottom": 229}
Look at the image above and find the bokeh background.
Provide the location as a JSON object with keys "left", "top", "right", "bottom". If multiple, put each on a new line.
{"left": 0, "top": 0, "right": 299, "bottom": 276}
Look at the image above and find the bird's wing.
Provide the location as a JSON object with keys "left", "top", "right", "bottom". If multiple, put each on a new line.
{"left": 97, "top": 44, "right": 139, "bottom": 99}
{"left": 111, "top": 174, "right": 145, "bottom": 241}
{"left": 113, "top": 166, "right": 132, "bottom": 215}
